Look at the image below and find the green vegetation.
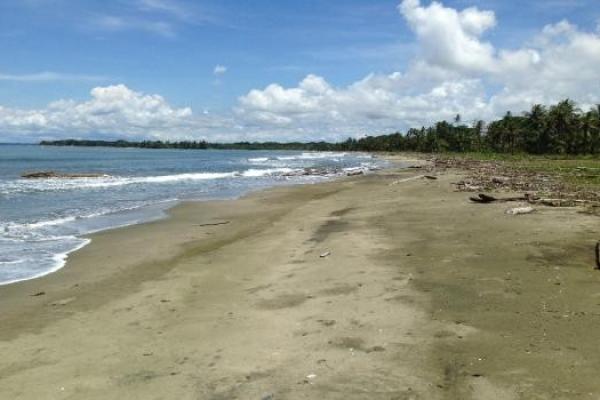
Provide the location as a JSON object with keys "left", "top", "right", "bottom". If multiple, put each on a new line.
{"left": 39, "top": 139, "right": 340, "bottom": 151}
{"left": 41, "top": 99, "right": 600, "bottom": 155}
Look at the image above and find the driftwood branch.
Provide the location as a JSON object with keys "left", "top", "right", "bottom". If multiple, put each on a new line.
{"left": 389, "top": 175, "right": 425, "bottom": 185}
{"left": 469, "top": 193, "right": 529, "bottom": 203}
{"left": 527, "top": 199, "right": 599, "bottom": 207}
{"left": 596, "top": 242, "right": 600, "bottom": 270}
{"left": 193, "top": 221, "right": 230, "bottom": 227}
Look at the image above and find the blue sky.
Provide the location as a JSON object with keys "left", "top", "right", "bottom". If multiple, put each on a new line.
{"left": 1, "top": 0, "right": 599, "bottom": 142}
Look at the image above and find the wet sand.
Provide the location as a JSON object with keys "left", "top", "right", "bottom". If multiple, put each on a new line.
{"left": 1, "top": 163, "right": 599, "bottom": 399}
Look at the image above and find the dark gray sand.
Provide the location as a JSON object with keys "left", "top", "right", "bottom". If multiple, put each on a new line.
{"left": 1, "top": 163, "right": 599, "bottom": 399}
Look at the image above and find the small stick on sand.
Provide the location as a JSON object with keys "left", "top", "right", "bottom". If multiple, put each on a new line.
{"left": 595, "top": 242, "right": 600, "bottom": 270}
{"left": 320, "top": 251, "right": 331, "bottom": 258}
{"left": 194, "top": 221, "right": 230, "bottom": 227}
{"left": 389, "top": 175, "right": 425, "bottom": 185}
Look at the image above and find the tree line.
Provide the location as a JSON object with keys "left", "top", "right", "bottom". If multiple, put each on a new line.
{"left": 39, "top": 139, "right": 340, "bottom": 151}
{"left": 41, "top": 100, "right": 600, "bottom": 155}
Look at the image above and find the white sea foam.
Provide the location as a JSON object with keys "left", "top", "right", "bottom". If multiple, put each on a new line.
{"left": 248, "top": 157, "right": 270, "bottom": 163}
{"left": 0, "top": 237, "right": 90, "bottom": 286}
{"left": 0, "top": 169, "right": 310, "bottom": 195}
{"left": 1, "top": 199, "right": 178, "bottom": 239}
{"left": 276, "top": 152, "right": 344, "bottom": 161}
{"left": 0, "top": 149, "right": 387, "bottom": 286}
{"left": 241, "top": 168, "right": 296, "bottom": 177}
{"left": 26, "top": 216, "right": 78, "bottom": 229}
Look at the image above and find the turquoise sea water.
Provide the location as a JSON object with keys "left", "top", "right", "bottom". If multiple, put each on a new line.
{"left": 0, "top": 145, "right": 384, "bottom": 285}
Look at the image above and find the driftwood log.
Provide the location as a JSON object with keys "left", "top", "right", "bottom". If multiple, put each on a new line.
{"left": 469, "top": 193, "right": 530, "bottom": 203}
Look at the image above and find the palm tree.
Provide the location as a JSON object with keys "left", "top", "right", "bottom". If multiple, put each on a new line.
{"left": 474, "top": 120, "right": 484, "bottom": 152}
{"left": 501, "top": 111, "right": 518, "bottom": 153}
{"left": 580, "top": 111, "right": 594, "bottom": 154}
{"left": 547, "top": 99, "right": 579, "bottom": 154}
{"left": 524, "top": 104, "right": 547, "bottom": 153}
{"left": 590, "top": 105, "right": 600, "bottom": 154}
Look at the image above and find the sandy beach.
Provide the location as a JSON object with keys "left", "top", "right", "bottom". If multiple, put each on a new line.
{"left": 1, "top": 161, "right": 600, "bottom": 399}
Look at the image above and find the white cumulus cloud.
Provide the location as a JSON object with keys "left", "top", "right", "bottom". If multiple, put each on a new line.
{"left": 0, "top": 71, "right": 108, "bottom": 82}
{"left": 398, "top": 0, "right": 497, "bottom": 72}
{"left": 0, "top": 85, "right": 199, "bottom": 141}
{"left": 235, "top": 0, "right": 600, "bottom": 136}
{"left": 213, "top": 65, "right": 227, "bottom": 76}
{"left": 2, "top": 0, "right": 600, "bottom": 142}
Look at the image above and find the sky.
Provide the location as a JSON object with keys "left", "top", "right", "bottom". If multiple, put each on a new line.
{"left": 0, "top": 0, "right": 599, "bottom": 143}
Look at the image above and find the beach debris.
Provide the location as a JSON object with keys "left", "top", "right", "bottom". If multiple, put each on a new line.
{"left": 193, "top": 221, "right": 230, "bottom": 227}
{"left": 505, "top": 206, "right": 535, "bottom": 215}
{"left": 470, "top": 193, "right": 599, "bottom": 208}
{"left": 261, "top": 394, "right": 274, "bottom": 400}
{"left": 389, "top": 175, "right": 425, "bottom": 185}
{"left": 317, "top": 319, "right": 336, "bottom": 327}
{"left": 21, "top": 171, "right": 107, "bottom": 179}
{"left": 320, "top": 251, "right": 331, "bottom": 258}
{"left": 50, "top": 297, "right": 75, "bottom": 306}
{"left": 366, "top": 345, "right": 386, "bottom": 353}
{"left": 492, "top": 176, "right": 511, "bottom": 184}
{"left": 346, "top": 170, "right": 364, "bottom": 176}
{"left": 455, "top": 181, "right": 483, "bottom": 191}
{"left": 528, "top": 198, "right": 597, "bottom": 207}
{"left": 433, "top": 157, "right": 599, "bottom": 209}
{"left": 469, "top": 193, "right": 530, "bottom": 203}
{"left": 301, "top": 373, "right": 318, "bottom": 385}
{"left": 595, "top": 242, "right": 600, "bottom": 270}
{"left": 30, "top": 291, "right": 46, "bottom": 297}
{"left": 424, "top": 175, "right": 438, "bottom": 180}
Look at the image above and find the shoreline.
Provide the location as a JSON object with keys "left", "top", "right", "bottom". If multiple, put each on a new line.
{"left": 1, "top": 161, "right": 599, "bottom": 399}
{"left": 0, "top": 155, "right": 386, "bottom": 287}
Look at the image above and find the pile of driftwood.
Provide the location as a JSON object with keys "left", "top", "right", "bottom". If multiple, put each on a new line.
{"left": 430, "top": 158, "right": 600, "bottom": 268}
{"left": 423, "top": 157, "right": 600, "bottom": 215}
{"left": 469, "top": 193, "right": 599, "bottom": 208}
{"left": 434, "top": 158, "right": 593, "bottom": 192}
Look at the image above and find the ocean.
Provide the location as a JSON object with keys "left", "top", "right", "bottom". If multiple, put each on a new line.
{"left": 0, "top": 144, "right": 385, "bottom": 285}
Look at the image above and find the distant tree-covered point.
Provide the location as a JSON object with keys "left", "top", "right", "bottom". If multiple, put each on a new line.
{"left": 39, "top": 139, "right": 340, "bottom": 151}
{"left": 40, "top": 99, "right": 600, "bottom": 155}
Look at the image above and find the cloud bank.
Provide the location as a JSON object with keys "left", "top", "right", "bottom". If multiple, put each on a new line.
{"left": 237, "top": 0, "right": 600, "bottom": 138}
{"left": 2, "top": 0, "right": 600, "bottom": 142}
